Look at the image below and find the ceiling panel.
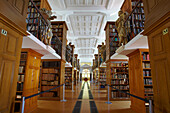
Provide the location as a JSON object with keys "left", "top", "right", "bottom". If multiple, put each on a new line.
{"left": 75, "top": 38, "right": 97, "bottom": 48}
{"left": 64, "top": 0, "right": 108, "bottom": 7}
{"left": 69, "top": 14, "right": 104, "bottom": 36}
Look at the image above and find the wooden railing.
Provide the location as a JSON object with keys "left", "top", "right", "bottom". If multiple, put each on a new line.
{"left": 26, "top": 0, "right": 49, "bottom": 45}
{"left": 124, "top": 0, "right": 145, "bottom": 42}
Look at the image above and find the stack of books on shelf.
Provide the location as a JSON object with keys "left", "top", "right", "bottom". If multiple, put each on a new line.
{"left": 141, "top": 51, "right": 153, "bottom": 103}
{"left": 110, "top": 62, "right": 129, "bottom": 100}
{"left": 41, "top": 61, "right": 61, "bottom": 98}
{"left": 65, "top": 68, "right": 72, "bottom": 89}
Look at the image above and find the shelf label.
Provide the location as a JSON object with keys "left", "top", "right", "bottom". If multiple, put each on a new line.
{"left": 1, "top": 29, "right": 7, "bottom": 36}
{"left": 163, "top": 28, "right": 168, "bottom": 35}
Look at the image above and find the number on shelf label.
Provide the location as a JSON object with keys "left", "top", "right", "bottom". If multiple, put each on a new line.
{"left": 1, "top": 29, "right": 7, "bottom": 36}
{"left": 163, "top": 28, "right": 168, "bottom": 35}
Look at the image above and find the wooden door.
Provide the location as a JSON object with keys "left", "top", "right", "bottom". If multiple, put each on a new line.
{"left": 0, "top": 23, "right": 23, "bottom": 113}
{"left": 0, "top": 0, "right": 28, "bottom": 112}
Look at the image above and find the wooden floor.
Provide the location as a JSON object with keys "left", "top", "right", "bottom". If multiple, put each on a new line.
{"left": 32, "top": 81, "right": 137, "bottom": 113}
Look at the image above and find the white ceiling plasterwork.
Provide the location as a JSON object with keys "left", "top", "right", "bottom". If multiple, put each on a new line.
{"left": 48, "top": 0, "right": 124, "bottom": 63}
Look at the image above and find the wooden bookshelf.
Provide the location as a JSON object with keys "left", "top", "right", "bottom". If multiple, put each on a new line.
{"left": 127, "top": 49, "right": 153, "bottom": 113}
{"left": 14, "top": 49, "right": 42, "bottom": 113}
{"left": 124, "top": 0, "right": 145, "bottom": 42}
{"left": 99, "top": 67, "right": 107, "bottom": 90}
{"left": 40, "top": 59, "right": 65, "bottom": 100}
{"left": 106, "top": 60, "right": 130, "bottom": 100}
{"left": 104, "top": 22, "right": 119, "bottom": 61}
{"left": 51, "top": 21, "right": 68, "bottom": 61}
{"left": 65, "top": 67, "right": 73, "bottom": 89}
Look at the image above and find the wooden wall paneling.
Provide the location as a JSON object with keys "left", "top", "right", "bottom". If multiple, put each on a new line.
{"left": 0, "top": 0, "right": 29, "bottom": 30}
{"left": 128, "top": 50, "right": 146, "bottom": 113}
{"left": 21, "top": 49, "right": 42, "bottom": 113}
{"left": 0, "top": 18, "right": 27, "bottom": 113}
{"left": 142, "top": 1, "right": 170, "bottom": 113}
{"left": 144, "top": 21, "right": 170, "bottom": 113}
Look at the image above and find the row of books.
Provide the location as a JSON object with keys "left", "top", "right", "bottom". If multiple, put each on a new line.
{"left": 41, "top": 92, "right": 58, "bottom": 97}
{"left": 42, "top": 69, "right": 59, "bottom": 73}
{"left": 109, "top": 37, "right": 119, "bottom": 42}
{"left": 132, "top": 13, "right": 145, "bottom": 20}
{"left": 145, "top": 95, "right": 153, "bottom": 100}
{"left": 65, "top": 68, "right": 72, "bottom": 71}
{"left": 20, "top": 52, "right": 27, "bottom": 59}
{"left": 99, "top": 79, "right": 106, "bottom": 82}
{"left": 20, "top": 61, "right": 26, "bottom": 65}
{"left": 142, "top": 52, "right": 150, "bottom": 60}
{"left": 144, "top": 79, "right": 152, "bottom": 85}
{"left": 19, "top": 66, "right": 25, "bottom": 73}
{"left": 143, "top": 62, "right": 151, "bottom": 68}
{"left": 65, "top": 82, "right": 71, "bottom": 85}
{"left": 43, "top": 61, "right": 60, "bottom": 68}
{"left": 100, "top": 75, "right": 106, "bottom": 79}
{"left": 111, "top": 68, "right": 128, "bottom": 73}
{"left": 65, "top": 73, "right": 72, "bottom": 76}
{"left": 112, "top": 74, "right": 128, "bottom": 79}
{"left": 111, "top": 91, "right": 130, "bottom": 98}
{"left": 145, "top": 88, "right": 153, "bottom": 93}
{"left": 52, "top": 24, "right": 63, "bottom": 29}
{"left": 17, "top": 83, "right": 24, "bottom": 91}
{"left": 111, "top": 63, "right": 128, "bottom": 67}
{"left": 42, "top": 74, "right": 59, "bottom": 81}
{"left": 110, "top": 33, "right": 118, "bottom": 36}
{"left": 109, "top": 24, "right": 116, "bottom": 29}
{"left": 65, "top": 76, "right": 72, "bottom": 79}
{"left": 100, "top": 85, "right": 106, "bottom": 88}
{"left": 18, "top": 75, "right": 25, "bottom": 82}
{"left": 112, "top": 85, "right": 129, "bottom": 90}
{"left": 110, "top": 42, "right": 119, "bottom": 46}
{"left": 143, "top": 70, "right": 151, "bottom": 77}
{"left": 111, "top": 79, "right": 129, "bottom": 84}
{"left": 41, "top": 81, "right": 58, "bottom": 85}
{"left": 27, "top": 25, "right": 39, "bottom": 31}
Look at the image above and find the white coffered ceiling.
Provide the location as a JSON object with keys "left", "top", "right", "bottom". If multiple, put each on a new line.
{"left": 48, "top": 0, "right": 124, "bottom": 62}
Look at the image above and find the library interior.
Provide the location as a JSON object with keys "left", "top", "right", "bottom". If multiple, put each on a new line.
{"left": 0, "top": 0, "right": 169, "bottom": 113}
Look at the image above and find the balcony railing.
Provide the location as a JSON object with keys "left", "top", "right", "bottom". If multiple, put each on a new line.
{"left": 51, "top": 36, "right": 62, "bottom": 56}
{"left": 124, "top": 0, "right": 145, "bottom": 42}
{"left": 103, "top": 49, "right": 106, "bottom": 62}
{"left": 66, "top": 45, "right": 72, "bottom": 63}
{"left": 26, "top": 0, "right": 49, "bottom": 45}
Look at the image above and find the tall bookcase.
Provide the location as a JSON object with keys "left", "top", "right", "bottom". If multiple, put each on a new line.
{"left": 99, "top": 67, "right": 107, "bottom": 89}
{"left": 127, "top": 49, "right": 153, "bottom": 113}
{"left": 40, "top": 60, "right": 61, "bottom": 100}
{"left": 104, "top": 22, "right": 119, "bottom": 61}
{"left": 109, "top": 60, "right": 130, "bottom": 100}
{"left": 51, "top": 21, "right": 68, "bottom": 61}
{"left": 14, "top": 49, "right": 42, "bottom": 113}
{"left": 65, "top": 67, "right": 73, "bottom": 89}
